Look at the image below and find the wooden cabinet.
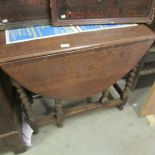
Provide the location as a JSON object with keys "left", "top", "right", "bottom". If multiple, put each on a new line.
{"left": 0, "top": 74, "right": 26, "bottom": 154}
{"left": 51, "top": 0, "right": 155, "bottom": 25}
{"left": 0, "top": 0, "right": 155, "bottom": 29}
{"left": 0, "top": 0, "right": 50, "bottom": 30}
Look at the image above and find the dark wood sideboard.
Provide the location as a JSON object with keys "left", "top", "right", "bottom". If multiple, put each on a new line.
{"left": 1, "top": 0, "right": 155, "bottom": 29}
{"left": 51, "top": 0, "right": 155, "bottom": 25}
{"left": 0, "top": 0, "right": 50, "bottom": 30}
{"left": 0, "top": 72, "right": 26, "bottom": 154}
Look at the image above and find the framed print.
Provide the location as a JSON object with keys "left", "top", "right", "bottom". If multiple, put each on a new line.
{"left": 51, "top": 0, "right": 155, "bottom": 26}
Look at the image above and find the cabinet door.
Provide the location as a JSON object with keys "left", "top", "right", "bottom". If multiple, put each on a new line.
{"left": 0, "top": 77, "right": 26, "bottom": 154}
{"left": 0, "top": 0, "right": 50, "bottom": 30}
{"left": 51, "top": 0, "right": 155, "bottom": 25}
{"left": 0, "top": 83, "right": 15, "bottom": 137}
{"left": 0, "top": 105, "right": 14, "bottom": 137}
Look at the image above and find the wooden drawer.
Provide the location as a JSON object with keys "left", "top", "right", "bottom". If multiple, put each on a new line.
{"left": 51, "top": 0, "right": 155, "bottom": 25}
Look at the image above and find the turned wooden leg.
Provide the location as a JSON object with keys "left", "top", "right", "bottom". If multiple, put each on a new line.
{"left": 12, "top": 80, "right": 39, "bottom": 134}
{"left": 100, "top": 89, "right": 109, "bottom": 103}
{"left": 130, "top": 55, "right": 146, "bottom": 91}
{"left": 118, "top": 65, "right": 138, "bottom": 110}
{"left": 55, "top": 100, "right": 64, "bottom": 128}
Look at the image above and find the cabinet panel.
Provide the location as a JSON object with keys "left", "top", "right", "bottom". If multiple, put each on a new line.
{"left": 0, "top": 0, "right": 50, "bottom": 30}
{"left": 51, "top": 0, "right": 155, "bottom": 25}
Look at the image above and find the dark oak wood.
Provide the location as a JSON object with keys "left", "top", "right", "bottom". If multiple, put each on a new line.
{"left": 4, "top": 65, "right": 140, "bottom": 130}
{"left": 0, "top": 74, "right": 26, "bottom": 154}
{"left": 0, "top": 25, "right": 155, "bottom": 142}
{"left": 1, "top": 0, "right": 155, "bottom": 29}
{"left": 11, "top": 80, "right": 39, "bottom": 134}
{"left": 55, "top": 100, "right": 64, "bottom": 128}
{"left": 117, "top": 65, "right": 139, "bottom": 110}
{"left": 51, "top": 0, "right": 155, "bottom": 26}
{"left": 130, "top": 20, "right": 155, "bottom": 90}
{"left": 0, "top": 0, "right": 50, "bottom": 30}
{"left": 36, "top": 99, "right": 122, "bottom": 127}
{"left": 0, "top": 25, "right": 154, "bottom": 100}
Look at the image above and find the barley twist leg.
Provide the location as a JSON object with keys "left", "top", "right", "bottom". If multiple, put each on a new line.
{"left": 55, "top": 100, "right": 64, "bottom": 128}
{"left": 12, "top": 80, "right": 39, "bottom": 134}
{"left": 118, "top": 65, "right": 138, "bottom": 110}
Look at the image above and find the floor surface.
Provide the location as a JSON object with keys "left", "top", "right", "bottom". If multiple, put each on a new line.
{"left": 1, "top": 86, "right": 155, "bottom": 155}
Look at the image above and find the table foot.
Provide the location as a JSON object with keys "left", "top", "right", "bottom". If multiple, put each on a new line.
{"left": 55, "top": 100, "right": 64, "bottom": 128}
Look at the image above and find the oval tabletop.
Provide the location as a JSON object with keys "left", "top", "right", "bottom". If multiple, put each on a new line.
{"left": 0, "top": 25, "right": 155, "bottom": 100}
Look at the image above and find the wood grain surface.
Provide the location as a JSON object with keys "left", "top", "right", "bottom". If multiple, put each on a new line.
{"left": 51, "top": 0, "right": 155, "bottom": 25}
{"left": 0, "top": 25, "right": 155, "bottom": 100}
{"left": 0, "top": 0, "right": 50, "bottom": 30}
